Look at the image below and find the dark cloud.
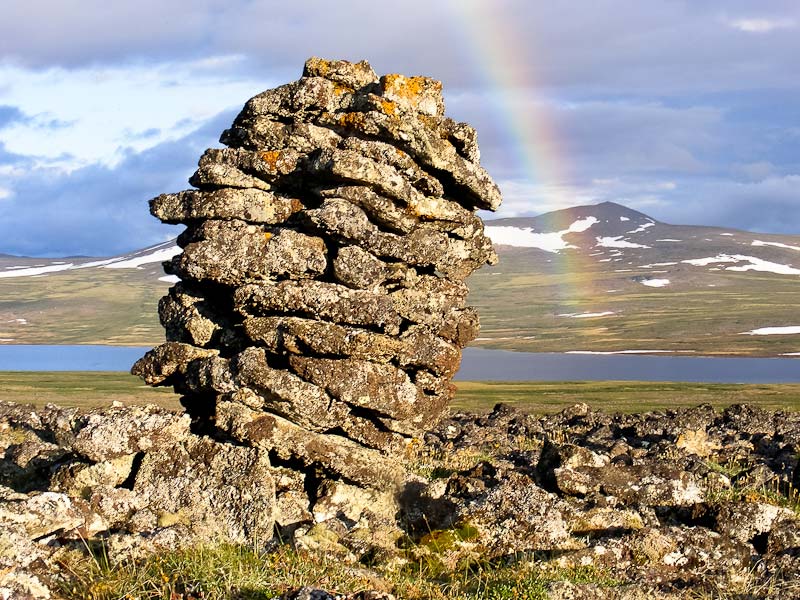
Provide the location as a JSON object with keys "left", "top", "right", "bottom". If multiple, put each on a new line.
{"left": 654, "top": 175, "right": 800, "bottom": 234}
{"left": 2, "top": 1, "right": 799, "bottom": 96}
{"left": 0, "top": 110, "right": 236, "bottom": 257}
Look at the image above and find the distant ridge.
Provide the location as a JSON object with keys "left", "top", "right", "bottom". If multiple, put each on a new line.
{"left": 487, "top": 201, "right": 657, "bottom": 229}
{"left": 1, "top": 200, "right": 799, "bottom": 355}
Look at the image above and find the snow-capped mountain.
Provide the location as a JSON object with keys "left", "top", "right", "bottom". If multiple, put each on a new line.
{"left": 484, "top": 201, "right": 800, "bottom": 288}
{"left": 0, "top": 240, "right": 180, "bottom": 281}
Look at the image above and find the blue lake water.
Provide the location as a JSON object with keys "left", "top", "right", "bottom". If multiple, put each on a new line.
{"left": 0, "top": 345, "right": 152, "bottom": 372}
{"left": 456, "top": 348, "right": 800, "bottom": 383}
{"left": 0, "top": 345, "right": 798, "bottom": 383}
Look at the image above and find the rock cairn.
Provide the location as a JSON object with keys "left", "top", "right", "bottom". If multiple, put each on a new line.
{"left": 133, "top": 58, "right": 501, "bottom": 494}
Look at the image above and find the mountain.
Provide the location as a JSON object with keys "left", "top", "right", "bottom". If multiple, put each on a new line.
{"left": 471, "top": 201, "right": 800, "bottom": 355}
{"left": 1, "top": 201, "right": 799, "bottom": 355}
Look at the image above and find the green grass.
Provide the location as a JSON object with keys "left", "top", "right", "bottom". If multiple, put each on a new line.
{"left": 0, "top": 267, "right": 168, "bottom": 345}
{"left": 452, "top": 381, "right": 800, "bottom": 413}
{"left": 59, "top": 540, "right": 623, "bottom": 600}
{"left": 3, "top": 372, "right": 800, "bottom": 415}
{"left": 0, "top": 371, "right": 180, "bottom": 410}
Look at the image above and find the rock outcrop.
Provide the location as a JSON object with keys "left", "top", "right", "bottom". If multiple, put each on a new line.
{"left": 132, "top": 57, "right": 500, "bottom": 519}
{"left": 0, "top": 401, "right": 275, "bottom": 598}
{"left": 401, "top": 402, "right": 800, "bottom": 598}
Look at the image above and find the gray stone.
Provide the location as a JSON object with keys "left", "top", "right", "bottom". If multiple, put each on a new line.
{"left": 133, "top": 58, "right": 501, "bottom": 528}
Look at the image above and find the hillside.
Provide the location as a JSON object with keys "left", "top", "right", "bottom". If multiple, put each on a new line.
{"left": 1, "top": 201, "right": 799, "bottom": 355}
{"left": 473, "top": 201, "right": 800, "bottom": 355}
{"left": 0, "top": 241, "right": 178, "bottom": 345}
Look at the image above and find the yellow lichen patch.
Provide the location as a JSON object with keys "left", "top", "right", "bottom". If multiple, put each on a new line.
{"left": 333, "top": 83, "right": 353, "bottom": 96}
{"left": 382, "top": 74, "right": 426, "bottom": 100}
{"left": 260, "top": 150, "right": 282, "bottom": 171}
{"left": 338, "top": 112, "right": 365, "bottom": 129}
{"left": 380, "top": 99, "right": 397, "bottom": 116}
{"left": 309, "top": 57, "right": 331, "bottom": 76}
{"left": 263, "top": 232, "right": 273, "bottom": 243}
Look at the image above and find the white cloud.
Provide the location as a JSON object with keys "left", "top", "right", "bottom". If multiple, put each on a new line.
{"left": 728, "top": 18, "right": 796, "bottom": 33}
{"left": 0, "top": 57, "right": 269, "bottom": 171}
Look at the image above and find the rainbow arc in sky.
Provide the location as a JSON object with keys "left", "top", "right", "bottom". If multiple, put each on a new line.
{"left": 448, "top": 2, "right": 604, "bottom": 313}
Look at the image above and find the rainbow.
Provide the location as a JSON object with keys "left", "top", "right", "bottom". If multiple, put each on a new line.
{"left": 447, "top": 1, "right": 601, "bottom": 313}
{"left": 446, "top": 0, "right": 574, "bottom": 211}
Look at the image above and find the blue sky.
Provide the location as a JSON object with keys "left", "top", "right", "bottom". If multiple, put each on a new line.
{"left": 1, "top": 0, "right": 798, "bottom": 256}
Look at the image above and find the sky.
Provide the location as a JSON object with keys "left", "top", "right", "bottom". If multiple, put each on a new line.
{"left": 0, "top": 0, "right": 799, "bottom": 257}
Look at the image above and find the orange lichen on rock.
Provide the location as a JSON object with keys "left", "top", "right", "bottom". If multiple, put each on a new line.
{"left": 381, "top": 74, "right": 430, "bottom": 99}
{"left": 380, "top": 74, "right": 444, "bottom": 117}
{"left": 380, "top": 99, "right": 397, "bottom": 116}
{"left": 338, "top": 112, "right": 366, "bottom": 129}
{"left": 260, "top": 150, "right": 282, "bottom": 171}
{"left": 308, "top": 57, "right": 331, "bottom": 76}
{"left": 333, "top": 83, "right": 353, "bottom": 96}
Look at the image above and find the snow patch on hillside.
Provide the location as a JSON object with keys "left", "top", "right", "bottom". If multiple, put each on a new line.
{"left": 0, "top": 245, "right": 181, "bottom": 278}
{"left": 486, "top": 217, "right": 598, "bottom": 252}
{"left": 104, "top": 246, "right": 181, "bottom": 269}
{"left": 683, "top": 254, "right": 800, "bottom": 275}
{"left": 741, "top": 326, "right": 800, "bottom": 336}
{"left": 566, "top": 350, "right": 681, "bottom": 355}
{"left": 558, "top": 311, "right": 616, "bottom": 318}
{"left": 0, "top": 263, "right": 76, "bottom": 278}
{"left": 596, "top": 236, "right": 650, "bottom": 249}
{"left": 627, "top": 222, "right": 655, "bottom": 234}
{"left": 640, "top": 278, "right": 670, "bottom": 287}
{"left": 752, "top": 240, "right": 800, "bottom": 252}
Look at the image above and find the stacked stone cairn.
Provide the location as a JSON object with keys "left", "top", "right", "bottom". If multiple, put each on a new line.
{"left": 133, "top": 57, "right": 501, "bottom": 520}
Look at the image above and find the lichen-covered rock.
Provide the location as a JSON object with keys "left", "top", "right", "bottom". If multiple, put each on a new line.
{"left": 71, "top": 404, "right": 191, "bottom": 461}
{"left": 133, "top": 57, "right": 502, "bottom": 511}
{"left": 129, "top": 436, "right": 274, "bottom": 545}
{"left": 415, "top": 402, "right": 800, "bottom": 596}
{"left": 0, "top": 401, "right": 278, "bottom": 597}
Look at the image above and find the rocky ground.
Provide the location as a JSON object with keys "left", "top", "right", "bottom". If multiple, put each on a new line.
{"left": 410, "top": 402, "right": 800, "bottom": 598}
{"left": 2, "top": 400, "right": 799, "bottom": 599}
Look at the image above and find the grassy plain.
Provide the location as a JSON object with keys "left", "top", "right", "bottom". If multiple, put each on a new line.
{"left": 0, "top": 371, "right": 179, "bottom": 410}
{"left": 3, "top": 371, "right": 799, "bottom": 414}
{"left": 453, "top": 380, "right": 800, "bottom": 413}
{"left": 0, "top": 267, "right": 166, "bottom": 345}
{"left": 468, "top": 252, "right": 800, "bottom": 356}
{"left": 2, "top": 246, "right": 800, "bottom": 356}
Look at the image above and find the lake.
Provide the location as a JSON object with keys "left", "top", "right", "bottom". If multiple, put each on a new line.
{"left": 0, "top": 345, "right": 797, "bottom": 383}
